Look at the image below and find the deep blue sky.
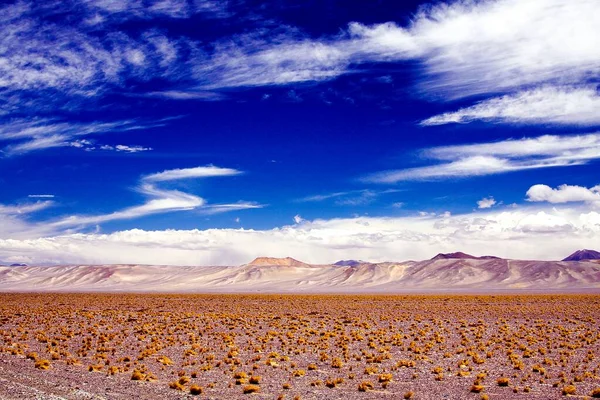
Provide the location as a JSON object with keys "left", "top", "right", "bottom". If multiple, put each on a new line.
{"left": 0, "top": 0, "right": 599, "bottom": 264}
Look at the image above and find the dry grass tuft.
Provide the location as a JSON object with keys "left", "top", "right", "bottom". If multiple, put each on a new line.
{"left": 470, "top": 384, "right": 485, "bottom": 393}
{"left": 189, "top": 385, "right": 203, "bottom": 395}
{"left": 561, "top": 385, "right": 576, "bottom": 395}
{"left": 243, "top": 384, "right": 260, "bottom": 394}
{"left": 497, "top": 377, "right": 510, "bottom": 386}
{"left": 34, "top": 359, "right": 51, "bottom": 370}
{"left": 131, "top": 370, "right": 144, "bottom": 380}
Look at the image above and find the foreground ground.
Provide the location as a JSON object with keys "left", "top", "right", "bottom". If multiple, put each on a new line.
{"left": 0, "top": 294, "right": 599, "bottom": 399}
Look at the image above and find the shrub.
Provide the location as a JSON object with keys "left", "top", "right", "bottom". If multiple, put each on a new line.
{"left": 34, "top": 359, "right": 51, "bottom": 370}
{"left": 178, "top": 376, "right": 190, "bottom": 385}
{"left": 189, "top": 385, "right": 203, "bottom": 395}
{"left": 358, "top": 381, "right": 374, "bottom": 392}
{"left": 169, "top": 381, "right": 185, "bottom": 391}
{"left": 471, "top": 385, "right": 485, "bottom": 393}
{"left": 561, "top": 385, "right": 576, "bottom": 395}
{"left": 88, "top": 364, "right": 103, "bottom": 372}
{"left": 234, "top": 371, "right": 248, "bottom": 379}
{"left": 131, "top": 370, "right": 144, "bottom": 380}
{"left": 497, "top": 377, "right": 510, "bottom": 386}
{"left": 243, "top": 384, "right": 260, "bottom": 394}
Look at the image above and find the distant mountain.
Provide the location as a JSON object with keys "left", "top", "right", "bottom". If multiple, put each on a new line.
{"left": 431, "top": 252, "right": 501, "bottom": 260}
{"left": 9, "top": 264, "right": 27, "bottom": 267}
{"left": 431, "top": 252, "right": 479, "bottom": 260}
{"left": 334, "top": 260, "right": 366, "bottom": 267}
{"left": 563, "top": 249, "right": 600, "bottom": 262}
{"left": 247, "top": 257, "right": 309, "bottom": 267}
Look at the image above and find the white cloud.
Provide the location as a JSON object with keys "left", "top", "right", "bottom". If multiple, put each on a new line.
{"left": 0, "top": 201, "right": 56, "bottom": 239}
{"left": 196, "top": 0, "right": 599, "bottom": 99}
{"left": 114, "top": 145, "right": 152, "bottom": 153}
{"left": 364, "top": 133, "right": 600, "bottom": 183}
{"left": 50, "top": 184, "right": 206, "bottom": 228}
{"left": 28, "top": 195, "right": 55, "bottom": 199}
{"left": 298, "top": 189, "right": 401, "bottom": 205}
{"left": 477, "top": 197, "right": 497, "bottom": 209}
{"left": 421, "top": 86, "right": 600, "bottom": 126}
{"left": 143, "top": 165, "right": 242, "bottom": 182}
{"left": 426, "top": 133, "right": 600, "bottom": 161}
{"left": 2, "top": 0, "right": 597, "bottom": 128}
{"left": 0, "top": 166, "right": 259, "bottom": 234}
{"left": 0, "top": 201, "right": 53, "bottom": 215}
{"left": 200, "top": 202, "right": 263, "bottom": 215}
{"left": 293, "top": 215, "right": 303, "bottom": 224}
{"left": 1, "top": 205, "right": 600, "bottom": 265}
{"left": 143, "top": 91, "right": 225, "bottom": 100}
{"left": 0, "top": 119, "right": 161, "bottom": 156}
{"left": 526, "top": 184, "right": 600, "bottom": 206}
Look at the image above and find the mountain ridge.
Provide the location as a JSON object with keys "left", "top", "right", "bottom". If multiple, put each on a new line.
{"left": 1, "top": 256, "right": 599, "bottom": 293}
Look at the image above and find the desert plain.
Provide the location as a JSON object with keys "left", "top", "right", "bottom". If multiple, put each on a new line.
{"left": 1, "top": 293, "right": 600, "bottom": 399}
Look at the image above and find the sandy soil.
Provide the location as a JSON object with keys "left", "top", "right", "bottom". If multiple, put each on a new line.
{"left": 0, "top": 294, "right": 599, "bottom": 399}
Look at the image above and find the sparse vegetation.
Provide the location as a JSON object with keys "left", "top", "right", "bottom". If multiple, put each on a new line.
{"left": 0, "top": 294, "right": 599, "bottom": 398}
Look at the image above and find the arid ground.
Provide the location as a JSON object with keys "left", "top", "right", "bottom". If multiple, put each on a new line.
{"left": 1, "top": 294, "right": 599, "bottom": 399}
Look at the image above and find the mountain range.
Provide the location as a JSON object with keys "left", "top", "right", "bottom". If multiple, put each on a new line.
{"left": 0, "top": 250, "right": 599, "bottom": 293}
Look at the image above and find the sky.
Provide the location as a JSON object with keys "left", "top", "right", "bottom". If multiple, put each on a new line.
{"left": 0, "top": 0, "right": 599, "bottom": 266}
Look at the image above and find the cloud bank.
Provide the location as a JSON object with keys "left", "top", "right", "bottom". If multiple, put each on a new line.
{"left": 1, "top": 205, "right": 599, "bottom": 265}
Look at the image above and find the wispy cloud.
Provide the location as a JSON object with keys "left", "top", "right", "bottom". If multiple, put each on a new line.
{"left": 421, "top": 86, "right": 600, "bottom": 126}
{"left": 2, "top": 0, "right": 596, "bottom": 128}
{"left": 28, "top": 194, "right": 55, "bottom": 199}
{"left": 106, "top": 144, "right": 152, "bottom": 153}
{"left": 0, "top": 118, "right": 161, "bottom": 156}
{"left": 49, "top": 165, "right": 258, "bottom": 230}
{"left": 0, "top": 201, "right": 53, "bottom": 215}
{"left": 298, "top": 189, "right": 400, "bottom": 205}
{"left": 363, "top": 133, "right": 600, "bottom": 183}
{"left": 0, "top": 200, "right": 55, "bottom": 239}
{"left": 143, "top": 165, "right": 242, "bottom": 182}
{"left": 142, "top": 91, "right": 226, "bottom": 101}
{"left": 51, "top": 184, "right": 205, "bottom": 228}
{"left": 193, "top": 0, "right": 598, "bottom": 98}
